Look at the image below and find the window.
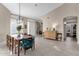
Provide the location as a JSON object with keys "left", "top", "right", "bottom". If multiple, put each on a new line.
{"left": 10, "top": 18, "right": 18, "bottom": 34}
{"left": 10, "top": 15, "right": 23, "bottom": 34}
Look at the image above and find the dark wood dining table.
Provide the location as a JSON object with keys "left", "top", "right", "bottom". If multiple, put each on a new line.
{"left": 10, "top": 34, "right": 35, "bottom": 56}
{"left": 11, "top": 34, "right": 23, "bottom": 56}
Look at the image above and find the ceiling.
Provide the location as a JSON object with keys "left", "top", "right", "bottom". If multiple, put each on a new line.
{"left": 2, "top": 3, "right": 63, "bottom": 19}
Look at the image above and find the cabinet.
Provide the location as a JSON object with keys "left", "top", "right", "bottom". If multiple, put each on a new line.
{"left": 43, "top": 31, "right": 57, "bottom": 40}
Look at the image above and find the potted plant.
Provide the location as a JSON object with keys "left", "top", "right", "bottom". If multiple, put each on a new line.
{"left": 16, "top": 25, "right": 22, "bottom": 37}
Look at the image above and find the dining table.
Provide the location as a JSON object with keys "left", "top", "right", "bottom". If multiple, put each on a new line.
{"left": 9, "top": 34, "right": 35, "bottom": 56}
{"left": 11, "top": 34, "right": 23, "bottom": 56}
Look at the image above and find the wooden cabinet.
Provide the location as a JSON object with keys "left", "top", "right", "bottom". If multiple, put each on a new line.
{"left": 43, "top": 31, "right": 57, "bottom": 40}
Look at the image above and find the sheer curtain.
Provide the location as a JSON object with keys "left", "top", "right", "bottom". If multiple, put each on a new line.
{"left": 10, "top": 18, "right": 18, "bottom": 34}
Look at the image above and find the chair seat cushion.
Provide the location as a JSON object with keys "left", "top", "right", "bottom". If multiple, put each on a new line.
{"left": 21, "top": 38, "right": 33, "bottom": 48}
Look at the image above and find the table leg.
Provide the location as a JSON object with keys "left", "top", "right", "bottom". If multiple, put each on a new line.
{"left": 15, "top": 46, "right": 16, "bottom": 54}
{"left": 18, "top": 40, "right": 20, "bottom": 56}
{"left": 12, "top": 39, "right": 14, "bottom": 54}
{"left": 32, "top": 40, "right": 35, "bottom": 50}
{"left": 12, "top": 44, "right": 13, "bottom": 54}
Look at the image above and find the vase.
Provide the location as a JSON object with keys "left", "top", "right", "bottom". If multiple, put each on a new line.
{"left": 17, "top": 31, "right": 20, "bottom": 37}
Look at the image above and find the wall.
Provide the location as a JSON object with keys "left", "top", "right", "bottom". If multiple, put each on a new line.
{"left": 0, "top": 4, "right": 10, "bottom": 40}
{"left": 41, "top": 3, "right": 79, "bottom": 42}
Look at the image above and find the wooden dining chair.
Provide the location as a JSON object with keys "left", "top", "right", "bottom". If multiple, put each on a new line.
{"left": 14, "top": 39, "right": 20, "bottom": 54}
{"left": 6, "top": 35, "right": 11, "bottom": 50}
{"left": 11, "top": 37, "right": 14, "bottom": 53}
{"left": 6, "top": 35, "right": 9, "bottom": 47}
{"left": 7, "top": 35, "right": 14, "bottom": 53}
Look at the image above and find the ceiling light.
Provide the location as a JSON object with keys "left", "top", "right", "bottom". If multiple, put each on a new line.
{"left": 35, "top": 4, "right": 38, "bottom": 6}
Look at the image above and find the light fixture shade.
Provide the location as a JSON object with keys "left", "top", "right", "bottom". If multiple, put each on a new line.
{"left": 52, "top": 23, "right": 58, "bottom": 31}
{"left": 64, "top": 22, "right": 67, "bottom": 24}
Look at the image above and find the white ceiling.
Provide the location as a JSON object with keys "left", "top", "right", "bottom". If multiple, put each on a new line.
{"left": 2, "top": 3, "right": 63, "bottom": 19}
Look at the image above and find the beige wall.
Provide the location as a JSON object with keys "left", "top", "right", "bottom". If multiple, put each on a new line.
{"left": 0, "top": 4, "right": 10, "bottom": 40}
{"left": 41, "top": 3, "right": 79, "bottom": 42}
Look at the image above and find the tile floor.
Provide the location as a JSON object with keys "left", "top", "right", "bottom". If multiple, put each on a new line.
{"left": 0, "top": 36, "right": 79, "bottom": 56}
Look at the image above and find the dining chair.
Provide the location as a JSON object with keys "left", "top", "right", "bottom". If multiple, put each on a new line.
{"left": 11, "top": 37, "right": 14, "bottom": 53}
{"left": 6, "top": 35, "right": 9, "bottom": 47}
{"left": 7, "top": 35, "right": 14, "bottom": 53}
{"left": 14, "top": 39, "right": 20, "bottom": 54}
{"left": 6, "top": 35, "right": 11, "bottom": 50}
{"left": 20, "top": 36, "right": 35, "bottom": 55}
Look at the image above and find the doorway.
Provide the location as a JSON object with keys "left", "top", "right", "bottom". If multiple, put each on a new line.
{"left": 36, "top": 21, "right": 43, "bottom": 36}
{"left": 63, "top": 16, "right": 77, "bottom": 41}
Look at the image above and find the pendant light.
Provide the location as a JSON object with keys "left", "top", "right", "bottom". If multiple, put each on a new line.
{"left": 17, "top": 3, "right": 20, "bottom": 25}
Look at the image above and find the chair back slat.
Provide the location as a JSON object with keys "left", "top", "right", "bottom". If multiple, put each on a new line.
{"left": 6, "top": 34, "right": 14, "bottom": 53}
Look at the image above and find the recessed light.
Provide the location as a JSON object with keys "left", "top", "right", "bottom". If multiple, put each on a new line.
{"left": 35, "top": 4, "right": 38, "bottom": 6}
